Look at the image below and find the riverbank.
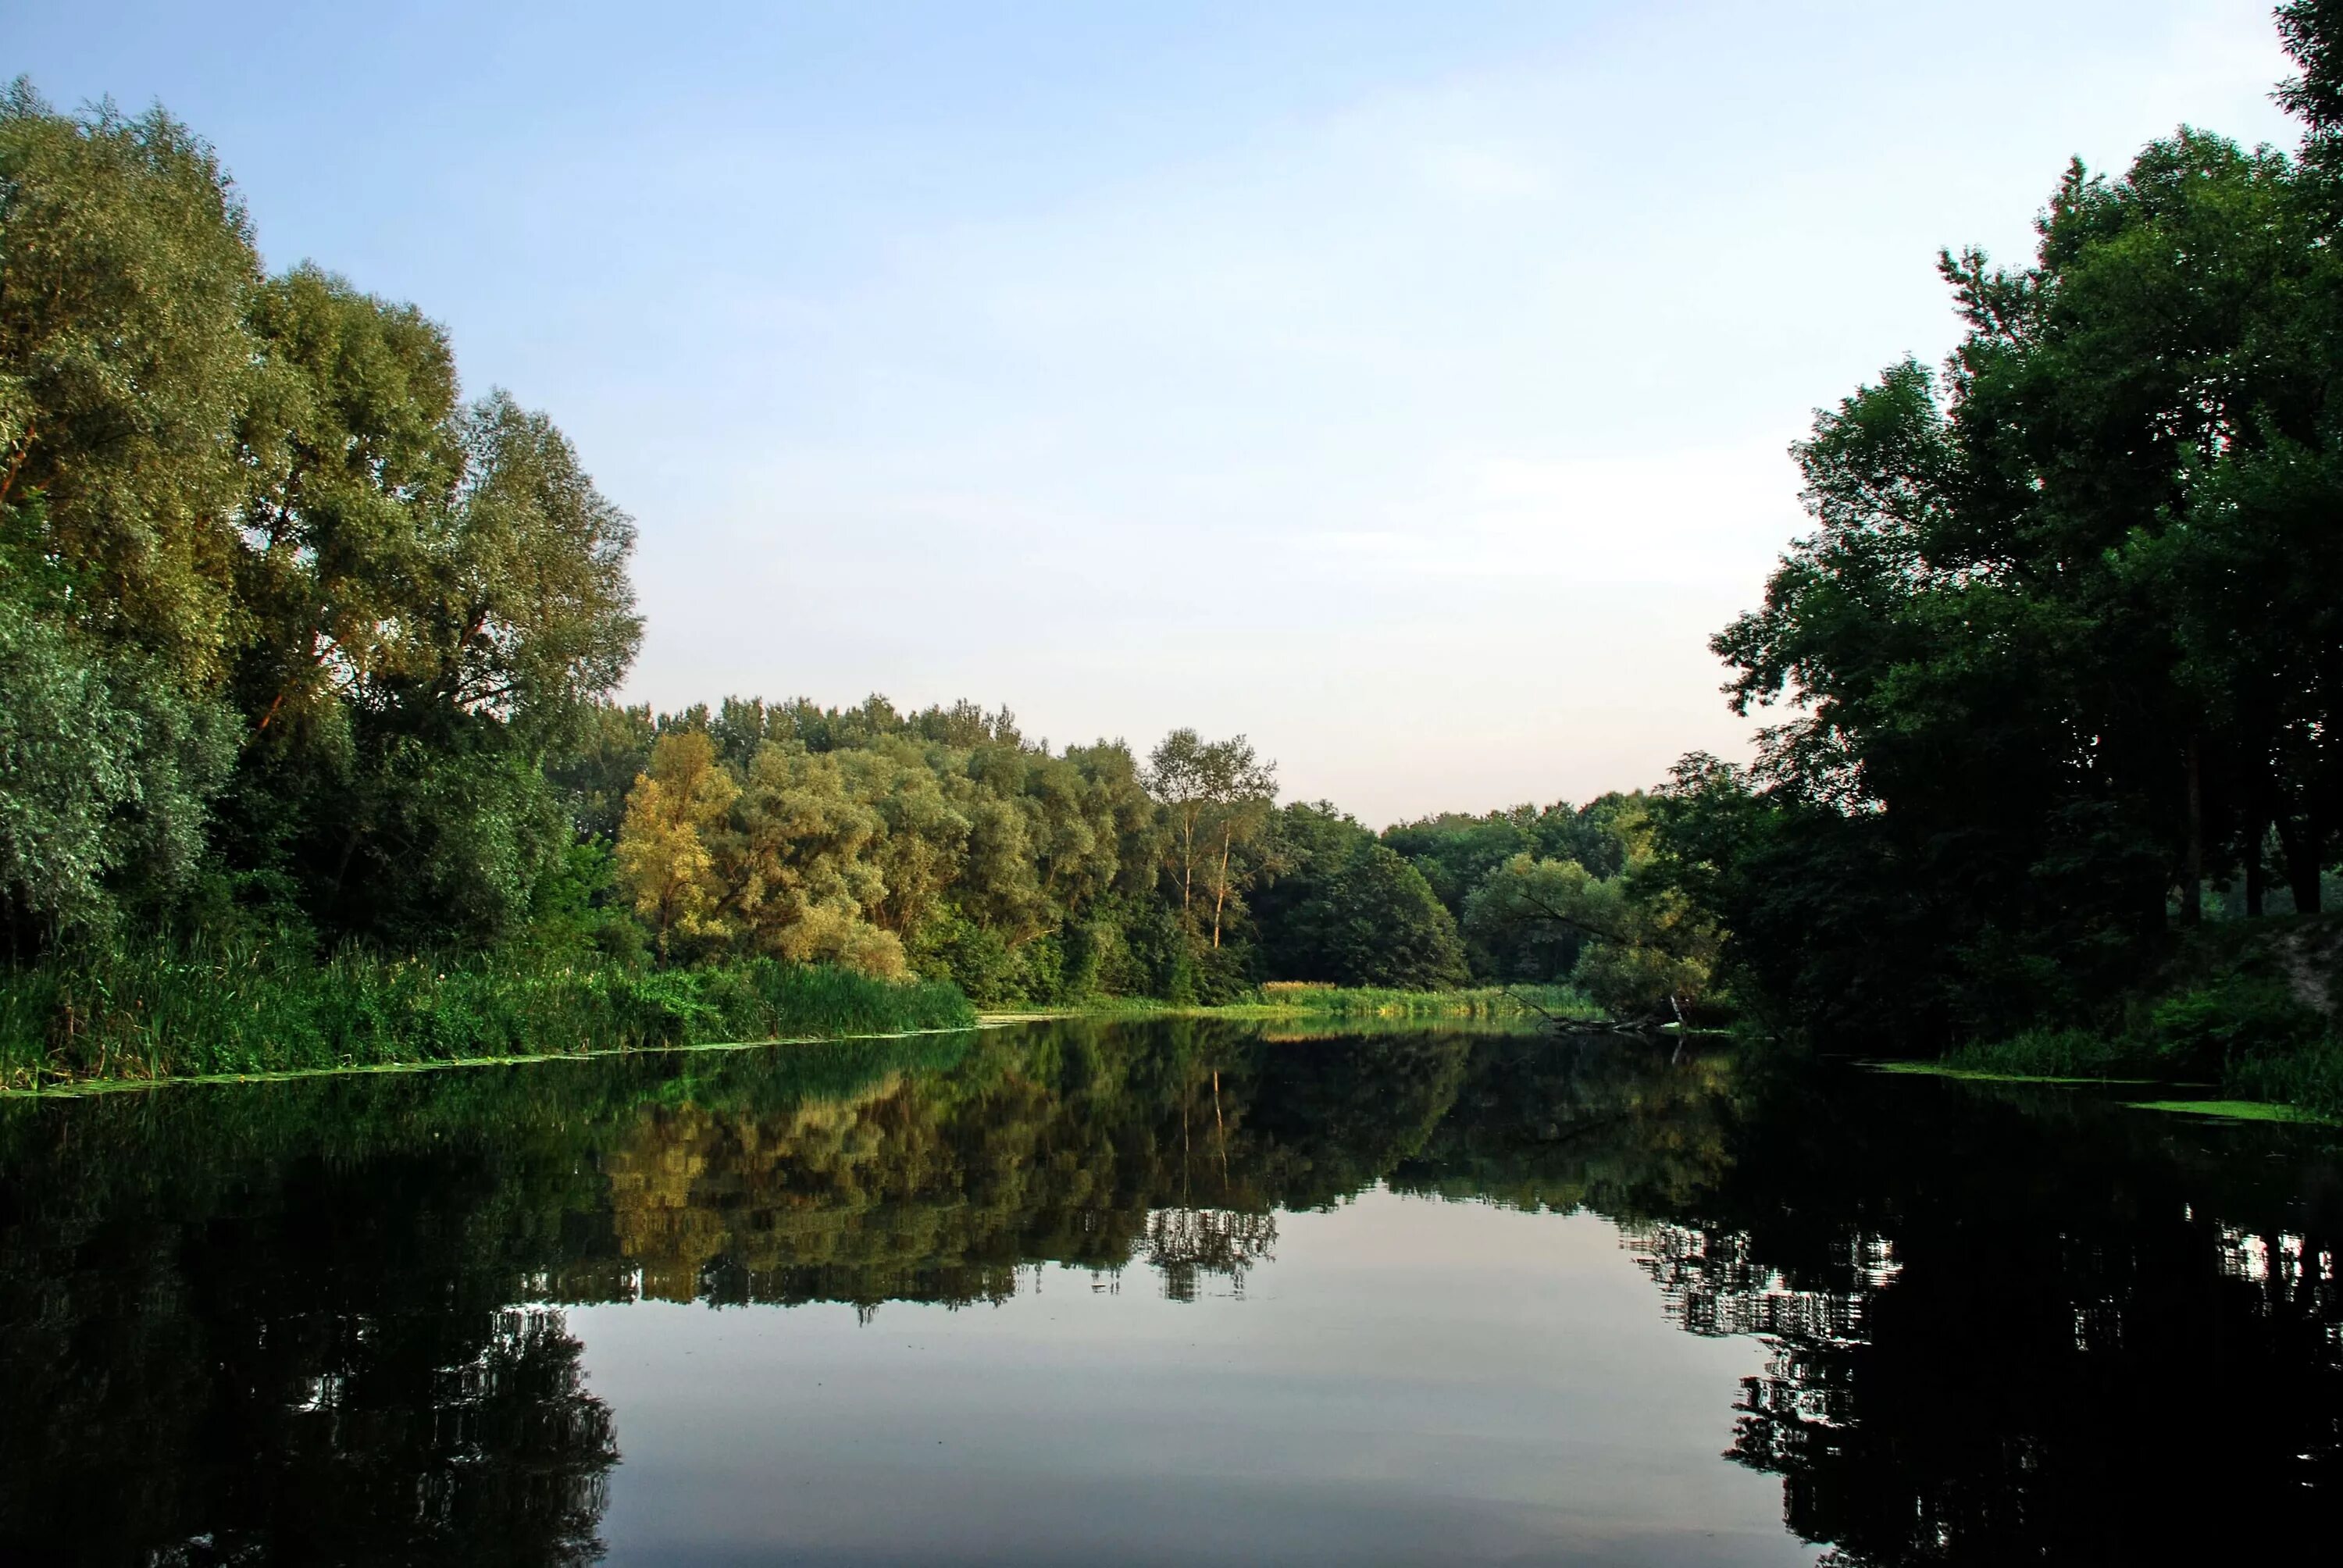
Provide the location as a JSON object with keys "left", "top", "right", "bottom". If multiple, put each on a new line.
{"left": 0, "top": 946, "right": 975, "bottom": 1092}
{"left": 1889, "top": 913, "right": 2343, "bottom": 1121}
{"left": 0, "top": 956, "right": 1603, "bottom": 1096}
{"left": 982, "top": 983, "right": 1598, "bottom": 1025}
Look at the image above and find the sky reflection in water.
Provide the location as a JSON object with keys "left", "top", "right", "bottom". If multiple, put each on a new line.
{"left": 576, "top": 1196, "right": 1803, "bottom": 1566}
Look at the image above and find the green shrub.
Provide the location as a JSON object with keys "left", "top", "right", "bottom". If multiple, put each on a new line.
{"left": 2148, "top": 976, "right": 2324, "bottom": 1075}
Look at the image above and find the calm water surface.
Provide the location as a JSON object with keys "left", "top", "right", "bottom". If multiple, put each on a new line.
{"left": 2, "top": 1020, "right": 2338, "bottom": 1565}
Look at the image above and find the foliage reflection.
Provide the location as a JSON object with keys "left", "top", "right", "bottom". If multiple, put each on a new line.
{"left": 2, "top": 1023, "right": 2338, "bottom": 1565}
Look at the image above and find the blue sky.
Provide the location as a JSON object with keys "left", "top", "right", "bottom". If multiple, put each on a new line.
{"left": 9, "top": 2, "right": 2304, "bottom": 822}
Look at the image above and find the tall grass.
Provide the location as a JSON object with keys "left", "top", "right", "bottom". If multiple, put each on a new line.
{"left": 1249, "top": 983, "right": 1597, "bottom": 1020}
{"left": 1937, "top": 1016, "right": 2343, "bottom": 1121}
{"left": 1029, "top": 983, "right": 1598, "bottom": 1022}
{"left": 0, "top": 941, "right": 975, "bottom": 1091}
{"left": 1938, "top": 1029, "right": 2149, "bottom": 1080}
{"left": 2223, "top": 1037, "right": 2343, "bottom": 1121}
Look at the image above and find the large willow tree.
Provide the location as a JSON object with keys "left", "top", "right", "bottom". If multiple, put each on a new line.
{"left": 0, "top": 83, "right": 638, "bottom": 952}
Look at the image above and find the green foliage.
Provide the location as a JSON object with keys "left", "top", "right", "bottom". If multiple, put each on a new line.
{"left": 1938, "top": 1030, "right": 2148, "bottom": 1080}
{"left": 0, "top": 940, "right": 974, "bottom": 1090}
{"left": 0, "top": 516, "right": 237, "bottom": 935}
{"left": 1660, "top": 23, "right": 2343, "bottom": 1056}
{"left": 1248, "top": 801, "right": 1375, "bottom": 978}
{"left": 1248, "top": 983, "right": 1593, "bottom": 1021}
{"left": 1282, "top": 843, "right": 1470, "bottom": 989}
{"left": 1382, "top": 808, "right": 1546, "bottom": 913}
{"left": 1928, "top": 917, "right": 2343, "bottom": 1116}
{"left": 2219, "top": 1039, "right": 2343, "bottom": 1118}
{"left": 2148, "top": 976, "right": 2325, "bottom": 1074}
{"left": 0, "top": 82, "right": 642, "bottom": 961}
{"left": 605, "top": 699, "right": 1174, "bottom": 997}
{"left": 1146, "top": 727, "right": 1277, "bottom": 950}
{"left": 1381, "top": 796, "right": 1639, "bottom": 980}
{"left": 1465, "top": 796, "right": 1721, "bottom": 1021}
{"left": 0, "top": 81, "right": 258, "bottom": 684}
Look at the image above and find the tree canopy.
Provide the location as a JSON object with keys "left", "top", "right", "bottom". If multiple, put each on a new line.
{"left": 1646, "top": 10, "right": 2343, "bottom": 1049}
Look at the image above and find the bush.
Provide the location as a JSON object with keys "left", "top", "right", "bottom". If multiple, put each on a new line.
{"left": 2147, "top": 975, "right": 2326, "bottom": 1075}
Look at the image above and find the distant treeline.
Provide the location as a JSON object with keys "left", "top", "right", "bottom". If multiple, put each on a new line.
{"left": 555, "top": 694, "right": 1702, "bottom": 1012}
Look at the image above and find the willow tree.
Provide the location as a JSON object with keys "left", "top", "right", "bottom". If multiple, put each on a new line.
{"left": 614, "top": 731, "right": 735, "bottom": 959}
{"left": 717, "top": 743, "right": 904, "bottom": 977}
{"left": 0, "top": 83, "right": 256, "bottom": 685}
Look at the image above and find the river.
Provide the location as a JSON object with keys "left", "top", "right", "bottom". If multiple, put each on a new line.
{"left": 2, "top": 1019, "right": 2335, "bottom": 1564}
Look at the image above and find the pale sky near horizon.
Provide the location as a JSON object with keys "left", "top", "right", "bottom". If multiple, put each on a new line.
{"left": 8, "top": 2, "right": 2306, "bottom": 825}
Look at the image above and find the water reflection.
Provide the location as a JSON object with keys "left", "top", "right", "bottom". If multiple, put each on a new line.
{"left": 0, "top": 1021, "right": 2338, "bottom": 1564}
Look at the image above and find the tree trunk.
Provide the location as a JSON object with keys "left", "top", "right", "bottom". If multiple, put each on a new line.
{"left": 2277, "top": 814, "right": 2324, "bottom": 914}
{"left": 1178, "top": 807, "right": 1196, "bottom": 916}
{"left": 2183, "top": 734, "right": 2203, "bottom": 925}
{"left": 1211, "top": 823, "right": 1233, "bottom": 948}
{"left": 2246, "top": 821, "right": 2267, "bottom": 918}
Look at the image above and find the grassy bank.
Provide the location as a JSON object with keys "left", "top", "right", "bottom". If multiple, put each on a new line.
{"left": 990, "top": 983, "right": 1599, "bottom": 1025}
{"left": 0, "top": 944, "right": 975, "bottom": 1092}
{"left": 1917, "top": 914, "right": 2343, "bottom": 1120}
{"left": 1241, "top": 982, "right": 1597, "bottom": 1020}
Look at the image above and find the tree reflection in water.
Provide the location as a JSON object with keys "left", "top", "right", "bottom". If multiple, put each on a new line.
{"left": 1, "top": 1021, "right": 2337, "bottom": 1565}
{"left": 1142, "top": 1206, "right": 1278, "bottom": 1300}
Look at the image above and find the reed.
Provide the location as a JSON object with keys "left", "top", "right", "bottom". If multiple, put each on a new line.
{"left": 997, "top": 983, "right": 1597, "bottom": 1024}
{"left": 1241, "top": 983, "right": 1596, "bottom": 1020}
{"left": 0, "top": 940, "right": 975, "bottom": 1091}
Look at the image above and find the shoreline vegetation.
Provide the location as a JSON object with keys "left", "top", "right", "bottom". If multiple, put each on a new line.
{"left": 982, "top": 982, "right": 1597, "bottom": 1023}
{"left": 0, "top": 947, "right": 974, "bottom": 1094}
{"left": 1865, "top": 912, "right": 2343, "bottom": 1121}
{"left": 1866, "top": 1063, "right": 2341, "bottom": 1127}
{"left": 0, "top": 966, "right": 1596, "bottom": 1096}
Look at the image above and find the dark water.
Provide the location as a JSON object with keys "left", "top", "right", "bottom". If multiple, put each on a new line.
{"left": 2, "top": 1021, "right": 2338, "bottom": 1566}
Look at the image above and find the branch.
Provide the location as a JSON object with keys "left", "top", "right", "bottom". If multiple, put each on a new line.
{"left": 1507, "top": 886, "right": 1632, "bottom": 947}
{"left": 0, "top": 421, "right": 35, "bottom": 508}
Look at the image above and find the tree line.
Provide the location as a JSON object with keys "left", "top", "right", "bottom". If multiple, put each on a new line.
{"left": 0, "top": 78, "right": 1681, "bottom": 1017}
{"left": 566, "top": 693, "right": 1696, "bottom": 1010}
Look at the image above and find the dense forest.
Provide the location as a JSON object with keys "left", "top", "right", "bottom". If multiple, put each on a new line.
{"left": 12, "top": 2, "right": 2343, "bottom": 1107}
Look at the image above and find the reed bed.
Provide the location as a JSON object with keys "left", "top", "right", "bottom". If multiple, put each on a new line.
{"left": 1242, "top": 983, "right": 1597, "bottom": 1020}
{"left": 993, "top": 983, "right": 1598, "bottom": 1024}
{"left": 0, "top": 943, "right": 975, "bottom": 1092}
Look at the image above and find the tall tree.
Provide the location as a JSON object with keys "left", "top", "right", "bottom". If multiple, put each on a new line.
{"left": 1146, "top": 729, "right": 1277, "bottom": 948}
{"left": 0, "top": 84, "right": 257, "bottom": 686}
